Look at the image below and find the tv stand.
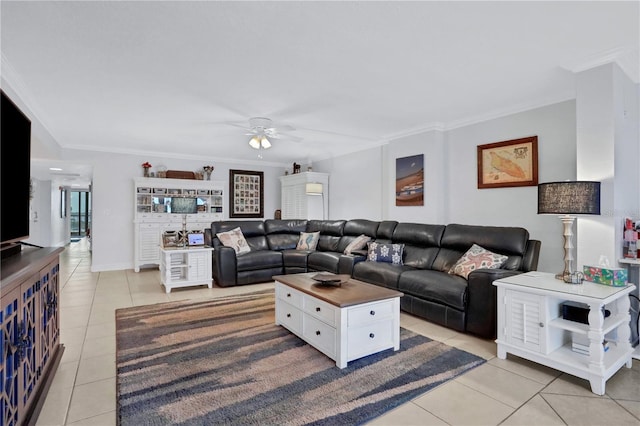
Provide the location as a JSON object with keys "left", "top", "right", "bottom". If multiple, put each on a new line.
{"left": 0, "top": 246, "right": 65, "bottom": 424}
{"left": 0, "top": 242, "right": 22, "bottom": 259}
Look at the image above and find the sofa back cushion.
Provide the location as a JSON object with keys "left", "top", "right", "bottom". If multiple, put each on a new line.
{"left": 433, "top": 224, "right": 530, "bottom": 273}
{"left": 391, "top": 223, "right": 445, "bottom": 269}
{"left": 210, "top": 220, "right": 268, "bottom": 251}
{"left": 338, "top": 219, "right": 380, "bottom": 253}
{"left": 265, "top": 219, "right": 308, "bottom": 251}
{"left": 307, "top": 220, "right": 345, "bottom": 252}
{"left": 375, "top": 221, "right": 398, "bottom": 243}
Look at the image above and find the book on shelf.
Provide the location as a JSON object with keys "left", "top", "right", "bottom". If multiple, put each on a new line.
{"left": 571, "top": 339, "right": 610, "bottom": 355}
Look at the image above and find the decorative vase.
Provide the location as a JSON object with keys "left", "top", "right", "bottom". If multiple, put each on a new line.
{"left": 143, "top": 167, "right": 150, "bottom": 178}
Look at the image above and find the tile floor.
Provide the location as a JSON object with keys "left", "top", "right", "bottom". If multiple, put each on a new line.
{"left": 37, "top": 239, "right": 640, "bottom": 425}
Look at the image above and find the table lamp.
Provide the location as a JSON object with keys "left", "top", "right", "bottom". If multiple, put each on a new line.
{"left": 305, "top": 182, "right": 324, "bottom": 220}
{"left": 538, "top": 181, "right": 601, "bottom": 280}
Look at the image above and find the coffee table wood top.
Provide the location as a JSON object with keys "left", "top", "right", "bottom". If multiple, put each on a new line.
{"left": 273, "top": 273, "right": 403, "bottom": 308}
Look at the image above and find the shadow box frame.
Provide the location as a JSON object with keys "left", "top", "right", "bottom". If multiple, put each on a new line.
{"left": 229, "top": 169, "right": 264, "bottom": 218}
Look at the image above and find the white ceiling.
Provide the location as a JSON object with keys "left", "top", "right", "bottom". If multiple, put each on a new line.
{"left": 1, "top": 1, "right": 638, "bottom": 186}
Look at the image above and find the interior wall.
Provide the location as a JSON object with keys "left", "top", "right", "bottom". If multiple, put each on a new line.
{"left": 314, "top": 146, "right": 384, "bottom": 221}
{"left": 444, "top": 101, "right": 577, "bottom": 273}
{"left": 63, "top": 150, "right": 287, "bottom": 271}
{"left": 385, "top": 130, "right": 446, "bottom": 224}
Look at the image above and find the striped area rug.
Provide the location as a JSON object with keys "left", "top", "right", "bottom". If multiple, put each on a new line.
{"left": 116, "top": 290, "right": 485, "bottom": 425}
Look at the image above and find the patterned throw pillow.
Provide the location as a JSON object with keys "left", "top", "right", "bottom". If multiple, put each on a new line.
{"left": 449, "top": 244, "right": 508, "bottom": 279}
{"left": 296, "top": 232, "right": 320, "bottom": 250}
{"left": 343, "top": 234, "right": 372, "bottom": 255}
{"left": 367, "top": 242, "right": 404, "bottom": 265}
{"left": 216, "top": 227, "right": 250, "bottom": 255}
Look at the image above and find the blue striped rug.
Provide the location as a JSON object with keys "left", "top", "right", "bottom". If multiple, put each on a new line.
{"left": 116, "top": 290, "right": 485, "bottom": 425}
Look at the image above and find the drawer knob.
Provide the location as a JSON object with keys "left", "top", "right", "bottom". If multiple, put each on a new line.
{"left": 316, "top": 330, "right": 321, "bottom": 336}
{"left": 539, "top": 322, "right": 544, "bottom": 328}
{"left": 316, "top": 307, "right": 321, "bottom": 312}
{"left": 370, "top": 310, "right": 375, "bottom": 316}
{"left": 287, "top": 293, "right": 291, "bottom": 297}
{"left": 369, "top": 333, "right": 375, "bottom": 338}
{"left": 286, "top": 313, "right": 291, "bottom": 318}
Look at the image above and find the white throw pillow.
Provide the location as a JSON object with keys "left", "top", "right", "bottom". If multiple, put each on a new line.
{"left": 449, "top": 244, "right": 508, "bottom": 279}
{"left": 296, "top": 231, "right": 320, "bottom": 250}
{"left": 216, "top": 227, "right": 250, "bottom": 255}
{"left": 343, "top": 234, "right": 372, "bottom": 255}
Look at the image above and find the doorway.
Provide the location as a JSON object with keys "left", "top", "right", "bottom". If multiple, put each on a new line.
{"left": 70, "top": 190, "right": 91, "bottom": 238}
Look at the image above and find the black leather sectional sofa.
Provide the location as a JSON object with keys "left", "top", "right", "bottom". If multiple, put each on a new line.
{"left": 204, "top": 219, "right": 541, "bottom": 339}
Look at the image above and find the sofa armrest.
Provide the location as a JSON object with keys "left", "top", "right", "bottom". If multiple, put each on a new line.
{"left": 212, "top": 246, "right": 238, "bottom": 287}
{"left": 466, "top": 269, "right": 523, "bottom": 339}
{"left": 338, "top": 254, "right": 367, "bottom": 275}
{"left": 522, "top": 239, "right": 541, "bottom": 272}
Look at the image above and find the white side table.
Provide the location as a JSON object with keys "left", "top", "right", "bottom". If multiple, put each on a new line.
{"left": 494, "top": 272, "right": 635, "bottom": 395}
{"left": 159, "top": 246, "right": 213, "bottom": 293}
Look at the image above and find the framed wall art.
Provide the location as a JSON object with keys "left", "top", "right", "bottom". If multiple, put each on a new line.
{"left": 229, "top": 169, "right": 264, "bottom": 218}
{"left": 477, "top": 136, "right": 538, "bottom": 189}
{"left": 396, "top": 154, "right": 424, "bottom": 206}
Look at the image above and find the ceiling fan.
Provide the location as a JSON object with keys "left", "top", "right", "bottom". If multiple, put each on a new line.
{"left": 227, "top": 117, "right": 303, "bottom": 150}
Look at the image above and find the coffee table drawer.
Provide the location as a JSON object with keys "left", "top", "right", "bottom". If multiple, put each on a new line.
{"left": 303, "top": 294, "right": 337, "bottom": 326}
{"left": 303, "top": 315, "right": 336, "bottom": 358}
{"left": 348, "top": 300, "right": 394, "bottom": 326}
{"left": 276, "top": 300, "right": 303, "bottom": 335}
{"left": 347, "top": 320, "right": 395, "bottom": 359}
{"left": 276, "top": 282, "right": 303, "bottom": 307}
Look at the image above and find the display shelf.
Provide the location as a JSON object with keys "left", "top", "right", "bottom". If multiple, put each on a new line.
{"left": 133, "top": 178, "right": 224, "bottom": 272}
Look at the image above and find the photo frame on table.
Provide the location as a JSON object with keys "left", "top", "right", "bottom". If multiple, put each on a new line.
{"left": 229, "top": 169, "right": 264, "bottom": 218}
{"left": 477, "top": 136, "right": 538, "bottom": 189}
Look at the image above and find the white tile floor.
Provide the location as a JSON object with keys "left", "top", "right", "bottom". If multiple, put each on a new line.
{"left": 36, "top": 239, "right": 640, "bottom": 425}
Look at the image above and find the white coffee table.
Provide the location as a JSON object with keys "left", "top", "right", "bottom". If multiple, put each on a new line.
{"left": 274, "top": 273, "right": 403, "bottom": 368}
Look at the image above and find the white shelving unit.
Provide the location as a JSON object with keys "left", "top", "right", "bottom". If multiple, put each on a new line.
{"left": 159, "top": 246, "right": 213, "bottom": 293}
{"left": 134, "top": 177, "right": 224, "bottom": 272}
{"left": 280, "top": 171, "right": 329, "bottom": 220}
{"left": 494, "top": 272, "right": 636, "bottom": 395}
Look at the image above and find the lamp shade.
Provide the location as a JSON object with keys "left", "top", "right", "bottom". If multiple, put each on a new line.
{"left": 305, "top": 182, "right": 323, "bottom": 195}
{"left": 537, "top": 181, "right": 601, "bottom": 215}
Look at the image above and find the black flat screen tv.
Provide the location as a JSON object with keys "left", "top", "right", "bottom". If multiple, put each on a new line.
{"left": 170, "top": 197, "right": 197, "bottom": 214}
{"left": 1, "top": 90, "right": 32, "bottom": 252}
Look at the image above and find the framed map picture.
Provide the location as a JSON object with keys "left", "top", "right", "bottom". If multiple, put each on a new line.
{"left": 477, "top": 136, "right": 538, "bottom": 189}
{"left": 229, "top": 169, "right": 264, "bottom": 218}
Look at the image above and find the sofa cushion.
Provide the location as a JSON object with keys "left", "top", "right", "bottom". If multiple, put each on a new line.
{"left": 398, "top": 270, "right": 468, "bottom": 311}
{"left": 216, "top": 227, "right": 250, "bottom": 255}
{"left": 296, "top": 232, "right": 320, "bottom": 250}
{"left": 236, "top": 250, "right": 282, "bottom": 272}
{"left": 343, "top": 234, "right": 371, "bottom": 255}
{"left": 282, "top": 249, "right": 310, "bottom": 269}
{"left": 433, "top": 224, "right": 529, "bottom": 272}
{"left": 449, "top": 244, "right": 508, "bottom": 279}
{"left": 392, "top": 223, "right": 445, "bottom": 269}
{"left": 352, "top": 261, "right": 413, "bottom": 289}
{"left": 265, "top": 219, "right": 308, "bottom": 251}
{"left": 307, "top": 251, "right": 342, "bottom": 273}
{"left": 367, "top": 242, "right": 404, "bottom": 265}
{"left": 307, "top": 220, "right": 345, "bottom": 252}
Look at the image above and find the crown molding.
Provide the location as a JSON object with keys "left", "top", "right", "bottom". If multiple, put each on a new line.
{"left": 62, "top": 144, "right": 291, "bottom": 169}
{"left": 561, "top": 46, "right": 640, "bottom": 84}
{"left": 1, "top": 54, "right": 63, "bottom": 156}
{"left": 382, "top": 122, "right": 446, "bottom": 141}
{"left": 443, "top": 92, "right": 576, "bottom": 131}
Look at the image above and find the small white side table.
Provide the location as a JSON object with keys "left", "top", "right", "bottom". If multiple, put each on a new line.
{"left": 494, "top": 272, "right": 635, "bottom": 395}
{"left": 159, "top": 246, "right": 213, "bottom": 293}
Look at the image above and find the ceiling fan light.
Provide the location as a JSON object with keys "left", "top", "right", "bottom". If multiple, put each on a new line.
{"left": 261, "top": 136, "right": 271, "bottom": 149}
{"left": 249, "top": 136, "right": 261, "bottom": 149}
